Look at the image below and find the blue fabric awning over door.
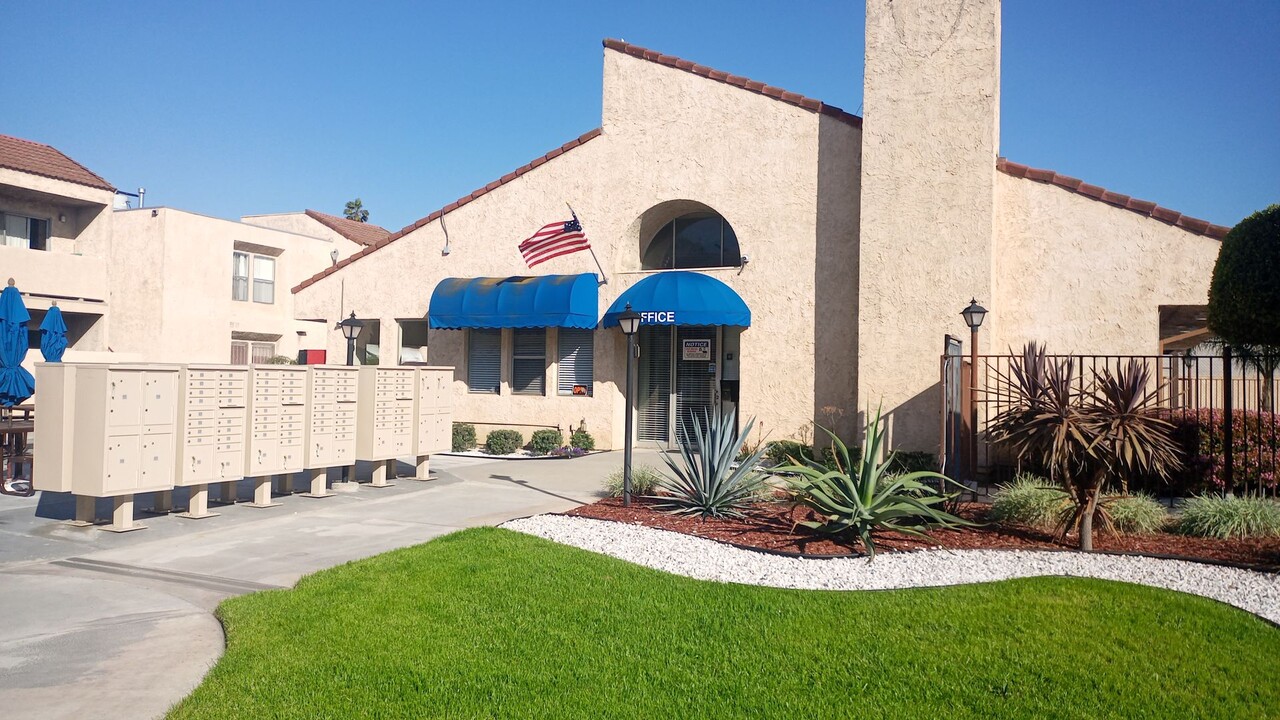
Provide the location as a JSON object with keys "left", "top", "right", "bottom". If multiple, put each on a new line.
{"left": 601, "top": 271, "right": 751, "bottom": 328}
{"left": 428, "top": 274, "right": 599, "bottom": 330}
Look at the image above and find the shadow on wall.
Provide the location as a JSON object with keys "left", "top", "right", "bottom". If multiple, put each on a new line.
{"left": 875, "top": 381, "right": 942, "bottom": 456}
{"left": 812, "top": 116, "right": 860, "bottom": 445}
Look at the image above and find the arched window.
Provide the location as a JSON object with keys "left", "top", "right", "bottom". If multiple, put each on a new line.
{"left": 641, "top": 212, "right": 740, "bottom": 270}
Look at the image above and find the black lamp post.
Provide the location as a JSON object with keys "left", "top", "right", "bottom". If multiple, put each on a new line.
{"left": 339, "top": 312, "right": 364, "bottom": 366}
{"left": 617, "top": 303, "right": 642, "bottom": 507}
{"left": 960, "top": 299, "right": 987, "bottom": 482}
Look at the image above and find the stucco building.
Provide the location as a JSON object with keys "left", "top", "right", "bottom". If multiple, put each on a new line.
{"left": 0, "top": 136, "right": 362, "bottom": 376}
{"left": 289, "top": 0, "right": 1228, "bottom": 453}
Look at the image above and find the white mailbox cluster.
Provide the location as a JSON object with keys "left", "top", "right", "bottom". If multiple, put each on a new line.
{"left": 33, "top": 362, "right": 455, "bottom": 532}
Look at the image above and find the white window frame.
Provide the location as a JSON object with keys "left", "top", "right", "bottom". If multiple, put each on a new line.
{"left": 252, "top": 255, "right": 275, "bottom": 304}
{"left": 232, "top": 252, "right": 250, "bottom": 301}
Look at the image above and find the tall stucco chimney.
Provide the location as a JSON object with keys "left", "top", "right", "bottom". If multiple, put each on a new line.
{"left": 856, "top": 0, "right": 1001, "bottom": 450}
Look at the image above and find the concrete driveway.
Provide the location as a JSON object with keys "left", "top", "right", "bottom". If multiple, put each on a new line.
{"left": 0, "top": 450, "right": 658, "bottom": 720}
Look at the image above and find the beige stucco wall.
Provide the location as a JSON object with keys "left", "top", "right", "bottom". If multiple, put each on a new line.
{"left": 992, "top": 174, "right": 1221, "bottom": 354}
{"left": 294, "top": 46, "right": 862, "bottom": 450}
{"left": 110, "top": 208, "right": 338, "bottom": 363}
{"left": 240, "top": 212, "right": 364, "bottom": 259}
{"left": 857, "top": 0, "right": 1002, "bottom": 451}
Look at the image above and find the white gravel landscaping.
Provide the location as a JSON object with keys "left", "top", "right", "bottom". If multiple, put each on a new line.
{"left": 501, "top": 514, "right": 1280, "bottom": 624}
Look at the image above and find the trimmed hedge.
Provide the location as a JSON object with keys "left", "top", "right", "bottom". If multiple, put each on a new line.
{"left": 1162, "top": 409, "right": 1280, "bottom": 495}
{"left": 484, "top": 429, "right": 524, "bottom": 455}
{"left": 569, "top": 428, "right": 595, "bottom": 452}
{"left": 452, "top": 422, "right": 477, "bottom": 452}
{"left": 529, "top": 429, "right": 564, "bottom": 457}
{"left": 1208, "top": 204, "right": 1280, "bottom": 347}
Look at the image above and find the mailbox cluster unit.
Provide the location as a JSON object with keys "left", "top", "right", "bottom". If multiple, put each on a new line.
{"left": 33, "top": 362, "right": 455, "bottom": 532}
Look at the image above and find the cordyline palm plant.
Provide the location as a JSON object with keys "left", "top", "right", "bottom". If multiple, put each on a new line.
{"left": 987, "top": 343, "right": 1182, "bottom": 550}
{"left": 651, "top": 410, "right": 769, "bottom": 519}
{"left": 775, "top": 408, "right": 971, "bottom": 559}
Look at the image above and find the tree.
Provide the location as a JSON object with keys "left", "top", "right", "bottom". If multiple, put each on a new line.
{"left": 987, "top": 344, "right": 1182, "bottom": 551}
{"left": 343, "top": 198, "right": 369, "bottom": 223}
{"left": 1208, "top": 204, "right": 1280, "bottom": 347}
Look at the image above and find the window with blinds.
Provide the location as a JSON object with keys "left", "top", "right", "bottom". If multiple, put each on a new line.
{"left": 512, "top": 329, "right": 546, "bottom": 395}
{"left": 557, "top": 328, "right": 593, "bottom": 396}
{"left": 467, "top": 329, "right": 501, "bottom": 394}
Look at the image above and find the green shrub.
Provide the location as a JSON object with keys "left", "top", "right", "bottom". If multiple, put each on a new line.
{"left": 766, "top": 440, "right": 816, "bottom": 466}
{"left": 569, "top": 427, "right": 595, "bottom": 452}
{"left": 989, "top": 474, "right": 1067, "bottom": 529}
{"left": 603, "top": 466, "right": 663, "bottom": 497}
{"left": 654, "top": 410, "right": 769, "bottom": 519}
{"left": 888, "top": 451, "right": 938, "bottom": 475}
{"left": 1208, "top": 204, "right": 1280, "bottom": 347}
{"left": 529, "top": 429, "right": 563, "bottom": 457}
{"left": 452, "top": 423, "right": 477, "bottom": 452}
{"left": 1161, "top": 409, "right": 1280, "bottom": 495}
{"left": 1175, "top": 495, "right": 1280, "bottom": 539}
{"left": 778, "top": 411, "right": 971, "bottom": 558}
{"left": 484, "top": 429, "right": 524, "bottom": 455}
{"left": 1104, "top": 494, "right": 1169, "bottom": 534}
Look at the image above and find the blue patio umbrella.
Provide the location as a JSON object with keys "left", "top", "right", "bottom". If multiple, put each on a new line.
{"left": 0, "top": 282, "right": 35, "bottom": 407}
{"left": 39, "top": 304, "right": 68, "bottom": 363}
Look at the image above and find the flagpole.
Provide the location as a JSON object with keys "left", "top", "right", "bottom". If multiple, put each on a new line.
{"left": 567, "top": 202, "right": 608, "bottom": 285}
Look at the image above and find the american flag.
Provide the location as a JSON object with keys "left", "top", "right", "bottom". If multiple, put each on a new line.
{"left": 518, "top": 217, "right": 591, "bottom": 268}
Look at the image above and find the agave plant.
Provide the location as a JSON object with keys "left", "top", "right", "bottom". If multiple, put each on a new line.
{"left": 776, "top": 408, "right": 971, "bottom": 559}
{"left": 650, "top": 410, "right": 769, "bottom": 519}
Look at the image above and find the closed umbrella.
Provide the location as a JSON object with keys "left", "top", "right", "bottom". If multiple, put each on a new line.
{"left": 0, "top": 281, "right": 35, "bottom": 407}
{"left": 39, "top": 303, "right": 68, "bottom": 362}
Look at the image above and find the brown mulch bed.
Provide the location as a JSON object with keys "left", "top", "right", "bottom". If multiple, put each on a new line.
{"left": 566, "top": 497, "right": 1280, "bottom": 571}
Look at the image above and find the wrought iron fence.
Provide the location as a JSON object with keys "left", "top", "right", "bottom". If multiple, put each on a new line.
{"left": 941, "top": 348, "right": 1280, "bottom": 498}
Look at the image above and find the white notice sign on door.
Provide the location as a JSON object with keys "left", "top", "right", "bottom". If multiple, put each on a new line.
{"left": 682, "top": 339, "right": 711, "bottom": 361}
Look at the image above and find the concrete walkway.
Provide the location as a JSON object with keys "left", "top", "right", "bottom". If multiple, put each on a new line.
{"left": 0, "top": 450, "right": 658, "bottom": 720}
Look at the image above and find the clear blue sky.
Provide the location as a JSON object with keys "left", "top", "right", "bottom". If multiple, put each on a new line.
{"left": 7, "top": 1, "right": 1277, "bottom": 231}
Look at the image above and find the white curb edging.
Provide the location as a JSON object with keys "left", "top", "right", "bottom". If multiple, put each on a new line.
{"left": 500, "top": 514, "right": 1280, "bottom": 624}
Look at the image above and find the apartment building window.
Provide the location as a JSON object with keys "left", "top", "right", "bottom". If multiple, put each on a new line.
{"left": 398, "top": 319, "right": 429, "bottom": 363}
{"left": 467, "top": 329, "right": 501, "bottom": 394}
{"left": 2, "top": 213, "right": 49, "bottom": 251}
{"left": 556, "top": 328, "right": 594, "bottom": 396}
{"left": 512, "top": 329, "right": 546, "bottom": 395}
{"left": 232, "top": 251, "right": 275, "bottom": 303}
{"left": 355, "top": 320, "right": 381, "bottom": 365}
{"left": 252, "top": 256, "right": 275, "bottom": 304}
{"left": 231, "top": 340, "right": 276, "bottom": 364}
{"left": 232, "top": 252, "right": 249, "bottom": 301}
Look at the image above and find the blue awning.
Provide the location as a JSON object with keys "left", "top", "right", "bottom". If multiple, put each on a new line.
{"left": 428, "top": 274, "right": 599, "bottom": 330}
{"left": 602, "top": 271, "right": 750, "bottom": 328}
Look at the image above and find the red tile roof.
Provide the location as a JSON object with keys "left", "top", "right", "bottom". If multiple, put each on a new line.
{"left": 0, "top": 134, "right": 114, "bottom": 192}
{"left": 303, "top": 209, "right": 391, "bottom": 247}
{"left": 997, "top": 158, "right": 1230, "bottom": 239}
{"left": 602, "top": 39, "right": 862, "bottom": 128}
{"left": 291, "top": 128, "right": 603, "bottom": 293}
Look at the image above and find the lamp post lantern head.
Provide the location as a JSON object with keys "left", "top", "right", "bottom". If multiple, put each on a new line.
{"left": 338, "top": 312, "right": 364, "bottom": 341}
{"left": 618, "top": 303, "right": 641, "bottom": 336}
{"left": 961, "top": 298, "right": 988, "bottom": 331}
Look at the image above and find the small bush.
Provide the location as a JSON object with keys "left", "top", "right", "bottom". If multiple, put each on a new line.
{"left": 888, "top": 451, "right": 938, "bottom": 475}
{"left": 766, "top": 440, "right": 816, "bottom": 466}
{"left": 603, "top": 466, "right": 663, "bottom": 497}
{"left": 484, "top": 429, "right": 524, "bottom": 455}
{"left": 550, "top": 446, "right": 587, "bottom": 458}
{"left": 569, "top": 428, "right": 595, "bottom": 452}
{"left": 529, "top": 429, "right": 563, "bottom": 457}
{"left": 1161, "top": 409, "right": 1280, "bottom": 495}
{"left": 1104, "top": 494, "right": 1168, "bottom": 534}
{"left": 452, "top": 423, "right": 477, "bottom": 452}
{"left": 989, "top": 474, "right": 1066, "bottom": 529}
{"left": 1175, "top": 495, "right": 1280, "bottom": 539}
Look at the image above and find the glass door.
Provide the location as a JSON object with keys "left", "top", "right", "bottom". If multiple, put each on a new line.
{"left": 674, "top": 327, "right": 717, "bottom": 444}
{"left": 637, "top": 326, "right": 671, "bottom": 443}
{"left": 635, "top": 326, "right": 722, "bottom": 446}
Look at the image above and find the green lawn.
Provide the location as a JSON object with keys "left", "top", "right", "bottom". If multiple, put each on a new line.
{"left": 170, "top": 528, "right": 1280, "bottom": 719}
